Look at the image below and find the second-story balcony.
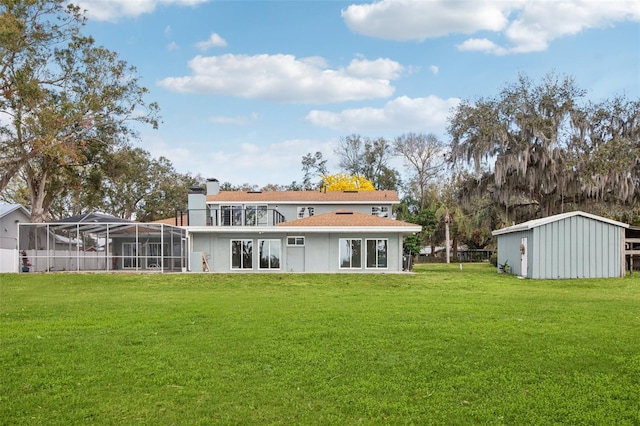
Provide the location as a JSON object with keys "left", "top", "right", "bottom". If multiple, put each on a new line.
{"left": 188, "top": 207, "right": 286, "bottom": 227}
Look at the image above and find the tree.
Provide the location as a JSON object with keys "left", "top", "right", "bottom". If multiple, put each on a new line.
{"left": 1, "top": 146, "right": 195, "bottom": 222}
{"left": 412, "top": 207, "right": 438, "bottom": 257}
{"left": 394, "top": 133, "right": 447, "bottom": 209}
{"left": 334, "top": 134, "right": 365, "bottom": 176}
{"left": 334, "top": 134, "right": 400, "bottom": 190}
{"left": 0, "top": 0, "right": 159, "bottom": 222}
{"left": 220, "top": 182, "right": 258, "bottom": 192}
{"left": 362, "top": 137, "right": 400, "bottom": 190}
{"left": 402, "top": 233, "right": 421, "bottom": 257}
{"left": 301, "top": 151, "right": 328, "bottom": 190}
{"left": 321, "top": 173, "right": 375, "bottom": 192}
{"left": 572, "top": 96, "right": 640, "bottom": 207}
{"left": 448, "top": 72, "right": 640, "bottom": 219}
{"left": 450, "top": 73, "right": 640, "bottom": 221}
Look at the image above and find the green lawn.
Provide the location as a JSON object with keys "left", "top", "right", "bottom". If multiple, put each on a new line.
{"left": 1, "top": 264, "right": 639, "bottom": 425}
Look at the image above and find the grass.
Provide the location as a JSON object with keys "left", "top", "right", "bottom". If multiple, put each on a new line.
{"left": 1, "top": 264, "right": 639, "bottom": 425}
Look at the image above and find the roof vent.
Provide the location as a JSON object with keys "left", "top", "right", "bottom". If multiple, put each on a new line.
{"left": 343, "top": 190, "right": 358, "bottom": 193}
{"left": 336, "top": 211, "right": 354, "bottom": 215}
{"left": 247, "top": 190, "right": 262, "bottom": 194}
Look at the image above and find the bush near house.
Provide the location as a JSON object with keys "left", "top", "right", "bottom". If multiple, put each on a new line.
{"left": 1, "top": 264, "right": 639, "bottom": 424}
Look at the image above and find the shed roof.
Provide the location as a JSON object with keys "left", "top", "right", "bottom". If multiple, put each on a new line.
{"left": 206, "top": 190, "right": 399, "bottom": 204}
{"left": 492, "top": 211, "right": 629, "bottom": 236}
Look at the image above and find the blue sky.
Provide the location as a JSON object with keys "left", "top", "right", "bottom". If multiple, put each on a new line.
{"left": 77, "top": 0, "right": 640, "bottom": 187}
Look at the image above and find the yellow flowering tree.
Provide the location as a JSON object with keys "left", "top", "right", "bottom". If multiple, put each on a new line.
{"left": 321, "top": 173, "right": 375, "bottom": 191}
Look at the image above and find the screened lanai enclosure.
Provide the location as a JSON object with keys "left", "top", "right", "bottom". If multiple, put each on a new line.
{"left": 17, "top": 214, "right": 187, "bottom": 273}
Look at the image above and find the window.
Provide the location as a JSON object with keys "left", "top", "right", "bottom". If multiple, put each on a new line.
{"left": 231, "top": 240, "right": 253, "bottom": 269}
{"left": 287, "top": 236, "right": 305, "bottom": 246}
{"left": 366, "top": 239, "right": 388, "bottom": 268}
{"left": 339, "top": 239, "right": 362, "bottom": 269}
{"left": 259, "top": 239, "right": 281, "bottom": 269}
{"left": 245, "top": 205, "right": 268, "bottom": 226}
{"left": 371, "top": 206, "right": 389, "bottom": 218}
{"left": 297, "top": 206, "right": 315, "bottom": 218}
{"left": 122, "top": 242, "right": 138, "bottom": 269}
{"left": 221, "top": 205, "right": 243, "bottom": 226}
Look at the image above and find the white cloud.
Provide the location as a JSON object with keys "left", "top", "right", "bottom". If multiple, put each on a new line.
{"left": 429, "top": 65, "right": 439, "bottom": 75}
{"left": 457, "top": 38, "right": 507, "bottom": 55}
{"left": 158, "top": 54, "right": 401, "bottom": 104}
{"left": 75, "top": 0, "right": 210, "bottom": 22}
{"left": 211, "top": 139, "right": 339, "bottom": 186}
{"left": 148, "top": 137, "right": 337, "bottom": 186}
{"left": 166, "top": 41, "right": 180, "bottom": 51}
{"left": 299, "top": 56, "right": 329, "bottom": 68}
{"left": 305, "top": 95, "right": 460, "bottom": 134}
{"left": 346, "top": 58, "right": 404, "bottom": 79}
{"left": 343, "top": 0, "right": 640, "bottom": 55}
{"left": 342, "top": 0, "right": 511, "bottom": 41}
{"left": 195, "top": 33, "right": 228, "bottom": 51}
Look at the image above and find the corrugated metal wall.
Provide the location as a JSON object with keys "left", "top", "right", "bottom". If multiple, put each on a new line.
{"left": 496, "top": 230, "right": 532, "bottom": 277}
{"left": 532, "top": 215, "right": 622, "bottom": 279}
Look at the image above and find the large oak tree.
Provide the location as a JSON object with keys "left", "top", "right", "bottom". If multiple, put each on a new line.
{"left": 449, "top": 73, "right": 639, "bottom": 222}
{"left": 0, "top": 0, "right": 159, "bottom": 222}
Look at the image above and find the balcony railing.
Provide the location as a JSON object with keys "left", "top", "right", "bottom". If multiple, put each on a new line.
{"left": 186, "top": 208, "right": 286, "bottom": 227}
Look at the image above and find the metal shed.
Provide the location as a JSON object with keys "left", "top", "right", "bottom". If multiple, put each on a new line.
{"left": 492, "top": 211, "right": 629, "bottom": 279}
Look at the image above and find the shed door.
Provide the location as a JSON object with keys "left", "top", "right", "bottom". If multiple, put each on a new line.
{"left": 520, "top": 237, "right": 528, "bottom": 278}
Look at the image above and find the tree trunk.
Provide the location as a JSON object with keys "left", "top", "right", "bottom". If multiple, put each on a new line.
{"left": 452, "top": 236, "right": 459, "bottom": 262}
{"left": 445, "top": 217, "right": 451, "bottom": 264}
{"left": 29, "top": 171, "right": 49, "bottom": 223}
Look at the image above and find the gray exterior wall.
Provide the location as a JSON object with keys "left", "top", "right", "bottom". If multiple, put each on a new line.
{"left": 188, "top": 192, "right": 207, "bottom": 226}
{"left": 531, "top": 215, "right": 623, "bottom": 279}
{"left": 190, "top": 231, "right": 405, "bottom": 273}
{"left": 0, "top": 208, "right": 30, "bottom": 250}
{"left": 497, "top": 215, "right": 625, "bottom": 279}
{"left": 496, "top": 229, "right": 532, "bottom": 277}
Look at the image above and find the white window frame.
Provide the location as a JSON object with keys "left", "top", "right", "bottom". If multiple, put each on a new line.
{"left": 297, "top": 206, "right": 315, "bottom": 219}
{"left": 371, "top": 206, "right": 389, "bottom": 218}
{"left": 221, "top": 205, "right": 243, "bottom": 226}
{"left": 245, "top": 205, "right": 268, "bottom": 226}
{"left": 230, "top": 239, "right": 253, "bottom": 269}
{"left": 258, "top": 239, "right": 281, "bottom": 270}
{"left": 339, "top": 238, "right": 362, "bottom": 269}
{"left": 365, "top": 238, "right": 388, "bottom": 269}
{"left": 287, "top": 236, "right": 305, "bottom": 246}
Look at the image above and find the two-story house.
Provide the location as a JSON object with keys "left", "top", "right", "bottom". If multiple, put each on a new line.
{"left": 184, "top": 179, "right": 421, "bottom": 273}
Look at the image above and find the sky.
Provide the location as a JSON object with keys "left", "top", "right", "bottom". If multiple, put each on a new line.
{"left": 76, "top": 0, "right": 640, "bottom": 187}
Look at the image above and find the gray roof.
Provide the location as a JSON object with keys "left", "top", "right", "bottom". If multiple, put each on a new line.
{"left": 54, "top": 212, "right": 132, "bottom": 224}
{"left": 492, "top": 211, "right": 629, "bottom": 236}
{"left": 0, "top": 203, "right": 30, "bottom": 219}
